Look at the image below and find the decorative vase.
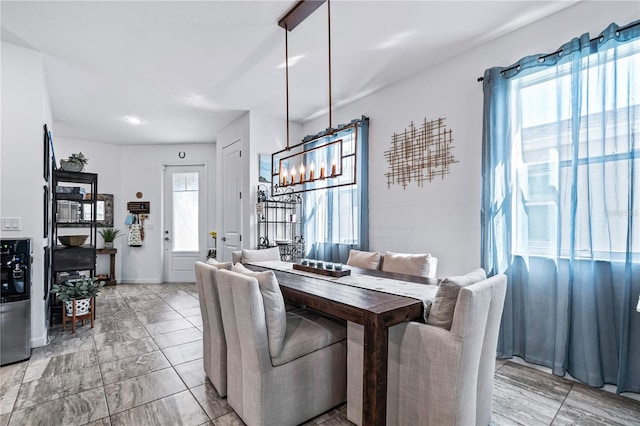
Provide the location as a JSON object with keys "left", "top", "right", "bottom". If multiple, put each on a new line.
{"left": 65, "top": 298, "right": 91, "bottom": 316}
{"left": 60, "top": 160, "right": 84, "bottom": 172}
{"left": 103, "top": 242, "right": 113, "bottom": 249}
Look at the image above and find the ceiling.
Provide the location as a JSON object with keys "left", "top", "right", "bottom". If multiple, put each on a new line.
{"left": 1, "top": 1, "right": 578, "bottom": 145}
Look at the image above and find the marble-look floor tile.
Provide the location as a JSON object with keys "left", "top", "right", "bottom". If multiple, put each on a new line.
{"left": 97, "top": 337, "right": 159, "bottom": 364}
{"left": 0, "top": 384, "right": 19, "bottom": 416}
{"left": 144, "top": 317, "right": 194, "bottom": 336}
{"left": 162, "top": 295, "right": 200, "bottom": 310}
{"left": 14, "top": 366, "right": 103, "bottom": 410}
{"left": 492, "top": 375, "right": 563, "bottom": 425}
{"left": 23, "top": 349, "right": 98, "bottom": 382}
{"left": 0, "top": 361, "right": 27, "bottom": 390}
{"left": 93, "top": 325, "right": 150, "bottom": 349}
{"left": 127, "top": 299, "right": 174, "bottom": 313}
{"left": 174, "top": 358, "right": 206, "bottom": 388}
{"left": 9, "top": 387, "right": 108, "bottom": 426}
{"left": 110, "top": 390, "right": 209, "bottom": 426}
{"left": 29, "top": 333, "right": 94, "bottom": 361}
{"left": 162, "top": 340, "right": 203, "bottom": 366}
{"left": 0, "top": 413, "right": 10, "bottom": 426}
{"left": 190, "top": 381, "right": 232, "bottom": 420}
{"left": 153, "top": 327, "right": 202, "bottom": 349}
{"left": 496, "top": 362, "right": 573, "bottom": 402}
{"left": 558, "top": 382, "right": 640, "bottom": 426}
{"left": 212, "top": 411, "right": 245, "bottom": 426}
{"left": 186, "top": 315, "right": 204, "bottom": 328}
{"left": 115, "top": 284, "right": 150, "bottom": 294}
{"left": 103, "top": 367, "right": 186, "bottom": 415}
{"left": 177, "top": 307, "right": 201, "bottom": 318}
{"left": 135, "top": 309, "right": 183, "bottom": 325}
{"left": 92, "top": 317, "right": 142, "bottom": 334}
{"left": 100, "top": 350, "right": 170, "bottom": 385}
{"left": 86, "top": 417, "right": 111, "bottom": 426}
{"left": 122, "top": 292, "right": 161, "bottom": 304}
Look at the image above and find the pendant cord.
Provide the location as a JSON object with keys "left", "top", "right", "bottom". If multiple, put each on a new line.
{"left": 286, "top": 26, "right": 290, "bottom": 150}
{"left": 327, "top": 0, "right": 332, "bottom": 131}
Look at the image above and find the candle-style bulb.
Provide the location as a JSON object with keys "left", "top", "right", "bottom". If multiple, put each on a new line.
{"left": 309, "top": 161, "right": 315, "bottom": 180}
{"left": 299, "top": 164, "right": 306, "bottom": 183}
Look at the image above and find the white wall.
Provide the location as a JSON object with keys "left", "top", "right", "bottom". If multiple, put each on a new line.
{"left": 0, "top": 42, "right": 51, "bottom": 347}
{"left": 53, "top": 137, "right": 122, "bottom": 280}
{"left": 300, "top": 1, "right": 638, "bottom": 277}
{"left": 216, "top": 110, "right": 301, "bottom": 260}
{"left": 119, "top": 143, "right": 216, "bottom": 283}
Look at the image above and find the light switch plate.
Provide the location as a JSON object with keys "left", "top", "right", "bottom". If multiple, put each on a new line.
{"left": 1, "top": 217, "right": 21, "bottom": 230}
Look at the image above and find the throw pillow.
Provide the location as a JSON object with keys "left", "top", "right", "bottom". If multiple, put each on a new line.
{"left": 427, "top": 268, "right": 487, "bottom": 330}
{"left": 346, "top": 249, "right": 381, "bottom": 270}
{"left": 232, "top": 263, "right": 287, "bottom": 357}
{"left": 241, "top": 247, "right": 281, "bottom": 262}
{"left": 205, "top": 258, "right": 232, "bottom": 270}
{"left": 381, "top": 251, "right": 436, "bottom": 278}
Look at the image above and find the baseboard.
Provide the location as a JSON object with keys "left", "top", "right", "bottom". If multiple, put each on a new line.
{"left": 119, "top": 279, "right": 161, "bottom": 284}
{"left": 31, "top": 331, "right": 49, "bottom": 348}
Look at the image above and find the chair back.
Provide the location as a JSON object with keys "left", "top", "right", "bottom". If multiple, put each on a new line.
{"left": 194, "top": 261, "right": 228, "bottom": 396}
{"left": 217, "top": 269, "right": 273, "bottom": 418}
{"left": 475, "top": 274, "right": 507, "bottom": 425}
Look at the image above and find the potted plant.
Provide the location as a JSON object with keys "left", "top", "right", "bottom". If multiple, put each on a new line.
{"left": 60, "top": 152, "right": 89, "bottom": 172}
{"left": 99, "top": 227, "right": 121, "bottom": 248}
{"left": 52, "top": 277, "right": 105, "bottom": 317}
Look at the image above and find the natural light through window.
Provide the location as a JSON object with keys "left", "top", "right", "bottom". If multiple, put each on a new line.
{"left": 510, "top": 39, "right": 640, "bottom": 259}
{"left": 172, "top": 172, "right": 199, "bottom": 251}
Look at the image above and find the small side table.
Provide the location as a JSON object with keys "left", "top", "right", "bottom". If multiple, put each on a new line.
{"left": 96, "top": 248, "right": 117, "bottom": 286}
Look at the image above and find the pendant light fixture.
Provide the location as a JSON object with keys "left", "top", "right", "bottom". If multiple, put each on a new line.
{"left": 270, "top": 0, "right": 357, "bottom": 196}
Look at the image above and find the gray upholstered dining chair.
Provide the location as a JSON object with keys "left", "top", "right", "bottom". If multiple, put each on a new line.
{"left": 194, "top": 260, "right": 231, "bottom": 396}
{"left": 217, "top": 267, "right": 347, "bottom": 426}
{"left": 231, "top": 246, "right": 281, "bottom": 264}
{"left": 347, "top": 270, "right": 507, "bottom": 425}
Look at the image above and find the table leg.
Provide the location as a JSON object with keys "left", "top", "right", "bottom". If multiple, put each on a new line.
{"left": 362, "top": 314, "right": 388, "bottom": 426}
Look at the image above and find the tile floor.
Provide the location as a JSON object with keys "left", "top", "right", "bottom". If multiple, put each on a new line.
{"left": 1, "top": 282, "right": 639, "bottom": 425}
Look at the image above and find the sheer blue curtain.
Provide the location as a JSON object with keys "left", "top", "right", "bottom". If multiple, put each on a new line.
{"left": 303, "top": 116, "right": 369, "bottom": 263}
{"left": 481, "top": 21, "right": 640, "bottom": 393}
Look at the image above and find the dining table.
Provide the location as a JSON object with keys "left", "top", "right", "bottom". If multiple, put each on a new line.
{"left": 246, "top": 261, "right": 438, "bottom": 426}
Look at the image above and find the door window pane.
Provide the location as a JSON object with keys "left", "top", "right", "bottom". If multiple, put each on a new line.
{"left": 172, "top": 172, "right": 199, "bottom": 251}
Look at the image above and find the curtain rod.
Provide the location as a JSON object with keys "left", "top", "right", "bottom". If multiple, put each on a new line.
{"left": 476, "top": 20, "right": 640, "bottom": 82}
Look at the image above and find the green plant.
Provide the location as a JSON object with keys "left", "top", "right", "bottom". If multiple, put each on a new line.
{"left": 66, "top": 152, "right": 89, "bottom": 166}
{"left": 99, "top": 228, "right": 122, "bottom": 242}
{"left": 52, "top": 277, "right": 105, "bottom": 302}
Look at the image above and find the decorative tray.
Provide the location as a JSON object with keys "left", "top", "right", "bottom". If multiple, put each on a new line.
{"left": 293, "top": 263, "right": 351, "bottom": 277}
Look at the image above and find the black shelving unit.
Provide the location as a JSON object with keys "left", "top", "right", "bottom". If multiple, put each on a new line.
{"left": 49, "top": 170, "right": 98, "bottom": 323}
{"left": 256, "top": 187, "right": 305, "bottom": 262}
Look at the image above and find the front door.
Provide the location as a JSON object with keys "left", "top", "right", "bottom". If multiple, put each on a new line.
{"left": 163, "top": 164, "right": 206, "bottom": 282}
{"left": 221, "top": 141, "right": 242, "bottom": 261}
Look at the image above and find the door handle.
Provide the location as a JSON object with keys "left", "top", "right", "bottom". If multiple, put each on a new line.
{"left": 164, "top": 237, "right": 171, "bottom": 242}
{"left": 221, "top": 237, "right": 226, "bottom": 242}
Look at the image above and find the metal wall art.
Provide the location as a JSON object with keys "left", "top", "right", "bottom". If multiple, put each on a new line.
{"left": 384, "top": 117, "right": 458, "bottom": 189}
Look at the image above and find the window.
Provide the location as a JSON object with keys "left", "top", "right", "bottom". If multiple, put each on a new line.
{"left": 510, "top": 38, "right": 640, "bottom": 259}
{"left": 304, "top": 129, "right": 359, "bottom": 246}
{"left": 172, "top": 172, "right": 199, "bottom": 251}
